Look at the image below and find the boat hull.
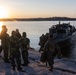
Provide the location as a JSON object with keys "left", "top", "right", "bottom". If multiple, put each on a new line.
{"left": 48, "top": 22, "right": 76, "bottom": 57}
{"left": 57, "top": 37, "right": 72, "bottom": 57}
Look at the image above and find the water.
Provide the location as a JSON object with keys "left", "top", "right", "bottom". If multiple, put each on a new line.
{"left": 0, "top": 21, "right": 76, "bottom": 59}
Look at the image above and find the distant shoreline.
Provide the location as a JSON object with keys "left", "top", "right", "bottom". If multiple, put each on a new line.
{"left": 0, "top": 17, "right": 76, "bottom": 21}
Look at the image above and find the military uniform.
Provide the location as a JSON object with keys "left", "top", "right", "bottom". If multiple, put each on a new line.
{"left": 39, "top": 33, "right": 49, "bottom": 52}
{"left": 44, "top": 35, "right": 61, "bottom": 71}
{"left": 10, "top": 31, "right": 22, "bottom": 70}
{"left": 15, "top": 29, "right": 21, "bottom": 39}
{"left": 39, "top": 34, "right": 46, "bottom": 52}
{"left": 0, "top": 25, "right": 10, "bottom": 63}
{"left": 20, "top": 32, "right": 30, "bottom": 66}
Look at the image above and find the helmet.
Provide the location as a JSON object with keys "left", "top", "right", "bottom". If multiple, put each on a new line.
{"left": 2, "top": 25, "right": 6, "bottom": 29}
{"left": 2, "top": 25, "right": 7, "bottom": 32}
{"left": 23, "top": 32, "right": 26, "bottom": 36}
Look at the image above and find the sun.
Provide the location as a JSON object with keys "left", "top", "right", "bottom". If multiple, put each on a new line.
{"left": 0, "top": 6, "right": 9, "bottom": 18}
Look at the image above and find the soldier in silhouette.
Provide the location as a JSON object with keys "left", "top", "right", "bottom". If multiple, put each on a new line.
{"left": 15, "top": 29, "right": 21, "bottom": 39}
{"left": 10, "top": 31, "right": 23, "bottom": 71}
{"left": 20, "top": 32, "right": 30, "bottom": 66}
{"left": 44, "top": 34, "right": 61, "bottom": 71}
{"left": 0, "top": 25, "right": 10, "bottom": 63}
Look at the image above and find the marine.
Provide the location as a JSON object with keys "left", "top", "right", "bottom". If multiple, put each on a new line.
{"left": 39, "top": 34, "right": 46, "bottom": 52}
{"left": 15, "top": 29, "right": 21, "bottom": 39}
{"left": 20, "top": 32, "right": 30, "bottom": 66}
{"left": 39, "top": 33, "right": 49, "bottom": 52}
{"left": 43, "top": 34, "right": 62, "bottom": 71}
{"left": 10, "top": 31, "right": 23, "bottom": 70}
{"left": 0, "top": 25, "right": 10, "bottom": 63}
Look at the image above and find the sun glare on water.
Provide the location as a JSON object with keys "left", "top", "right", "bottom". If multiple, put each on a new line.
{"left": 0, "top": 6, "right": 9, "bottom": 18}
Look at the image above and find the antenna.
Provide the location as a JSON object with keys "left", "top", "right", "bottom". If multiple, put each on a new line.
{"left": 74, "top": 9, "right": 76, "bottom": 25}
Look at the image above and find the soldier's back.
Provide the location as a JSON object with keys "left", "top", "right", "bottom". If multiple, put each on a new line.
{"left": 49, "top": 39, "right": 56, "bottom": 52}
{"left": 21, "top": 37, "right": 30, "bottom": 47}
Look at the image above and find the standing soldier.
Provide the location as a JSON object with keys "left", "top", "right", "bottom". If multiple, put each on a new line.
{"left": 15, "top": 29, "right": 21, "bottom": 39}
{"left": 0, "top": 25, "right": 10, "bottom": 63}
{"left": 20, "top": 32, "right": 30, "bottom": 66}
{"left": 39, "top": 34, "right": 45, "bottom": 51}
{"left": 39, "top": 33, "right": 49, "bottom": 63}
{"left": 39, "top": 33, "right": 49, "bottom": 52}
{"left": 39, "top": 34, "right": 45, "bottom": 52}
{"left": 10, "top": 31, "right": 23, "bottom": 71}
{"left": 44, "top": 34, "right": 61, "bottom": 71}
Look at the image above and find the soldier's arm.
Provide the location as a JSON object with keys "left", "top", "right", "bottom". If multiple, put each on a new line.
{"left": 27, "top": 38, "right": 30, "bottom": 49}
{"left": 38, "top": 37, "right": 41, "bottom": 46}
{"left": 44, "top": 40, "right": 49, "bottom": 51}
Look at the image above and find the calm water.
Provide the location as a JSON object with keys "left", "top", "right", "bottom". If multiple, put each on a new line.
{"left": 0, "top": 21, "right": 76, "bottom": 59}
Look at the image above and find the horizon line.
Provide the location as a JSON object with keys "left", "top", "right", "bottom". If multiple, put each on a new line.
{"left": 0, "top": 16, "right": 76, "bottom": 19}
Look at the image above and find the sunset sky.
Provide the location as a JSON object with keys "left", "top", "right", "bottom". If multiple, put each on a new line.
{"left": 0, "top": 0, "right": 76, "bottom": 18}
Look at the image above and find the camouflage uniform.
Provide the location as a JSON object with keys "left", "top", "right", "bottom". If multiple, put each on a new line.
{"left": 39, "top": 33, "right": 49, "bottom": 52}
{"left": 0, "top": 25, "right": 10, "bottom": 63}
{"left": 10, "top": 31, "right": 22, "bottom": 70}
{"left": 39, "top": 34, "right": 46, "bottom": 52}
{"left": 20, "top": 32, "right": 30, "bottom": 66}
{"left": 44, "top": 35, "right": 61, "bottom": 71}
{"left": 15, "top": 29, "right": 21, "bottom": 39}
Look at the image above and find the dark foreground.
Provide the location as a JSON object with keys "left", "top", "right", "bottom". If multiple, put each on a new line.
{"left": 0, "top": 49, "right": 76, "bottom": 75}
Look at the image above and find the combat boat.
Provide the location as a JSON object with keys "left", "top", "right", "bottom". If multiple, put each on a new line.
{"left": 49, "top": 22, "right": 76, "bottom": 56}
